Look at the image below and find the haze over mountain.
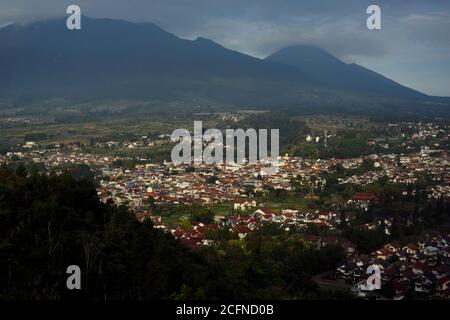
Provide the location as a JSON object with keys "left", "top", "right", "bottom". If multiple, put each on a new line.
{"left": 266, "top": 45, "right": 425, "bottom": 99}
{"left": 0, "top": 16, "right": 448, "bottom": 117}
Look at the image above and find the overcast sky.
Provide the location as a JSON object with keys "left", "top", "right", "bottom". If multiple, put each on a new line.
{"left": 1, "top": 0, "right": 449, "bottom": 96}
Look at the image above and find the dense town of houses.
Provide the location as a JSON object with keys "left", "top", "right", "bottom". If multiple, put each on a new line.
{"left": 0, "top": 121, "right": 449, "bottom": 299}
{"left": 1, "top": 142, "right": 448, "bottom": 212}
{"left": 1, "top": 121, "right": 449, "bottom": 221}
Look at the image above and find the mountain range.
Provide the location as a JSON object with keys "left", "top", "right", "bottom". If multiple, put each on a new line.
{"left": 0, "top": 16, "right": 448, "bottom": 117}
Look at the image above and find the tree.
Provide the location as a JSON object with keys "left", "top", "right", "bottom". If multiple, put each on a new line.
{"left": 70, "top": 164, "right": 95, "bottom": 181}
{"left": 146, "top": 196, "right": 155, "bottom": 208}
{"left": 340, "top": 211, "right": 347, "bottom": 229}
{"left": 15, "top": 163, "right": 27, "bottom": 177}
{"left": 206, "top": 176, "right": 218, "bottom": 184}
{"left": 390, "top": 213, "right": 403, "bottom": 240}
{"left": 0, "top": 168, "right": 219, "bottom": 299}
{"left": 244, "top": 185, "right": 255, "bottom": 196}
{"left": 343, "top": 228, "right": 386, "bottom": 254}
{"left": 0, "top": 167, "right": 360, "bottom": 301}
{"left": 191, "top": 210, "right": 215, "bottom": 224}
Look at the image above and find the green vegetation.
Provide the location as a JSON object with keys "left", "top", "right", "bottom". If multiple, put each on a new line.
{"left": 0, "top": 168, "right": 349, "bottom": 300}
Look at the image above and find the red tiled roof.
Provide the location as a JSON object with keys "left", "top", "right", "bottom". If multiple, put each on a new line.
{"left": 341, "top": 241, "right": 357, "bottom": 248}
{"left": 181, "top": 238, "right": 200, "bottom": 248}
{"left": 404, "top": 243, "right": 419, "bottom": 251}
{"left": 255, "top": 207, "right": 271, "bottom": 215}
{"left": 352, "top": 192, "right": 379, "bottom": 201}
{"left": 233, "top": 225, "right": 250, "bottom": 234}
{"left": 412, "top": 261, "right": 431, "bottom": 273}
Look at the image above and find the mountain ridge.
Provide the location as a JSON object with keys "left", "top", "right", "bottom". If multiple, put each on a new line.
{"left": 0, "top": 16, "right": 448, "bottom": 117}
{"left": 265, "top": 45, "right": 426, "bottom": 99}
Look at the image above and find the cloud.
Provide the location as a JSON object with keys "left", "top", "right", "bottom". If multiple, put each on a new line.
{"left": 400, "top": 11, "right": 450, "bottom": 46}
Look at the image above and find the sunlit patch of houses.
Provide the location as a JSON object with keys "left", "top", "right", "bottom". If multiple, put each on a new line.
{"left": 347, "top": 192, "right": 380, "bottom": 211}
{"left": 155, "top": 206, "right": 351, "bottom": 249}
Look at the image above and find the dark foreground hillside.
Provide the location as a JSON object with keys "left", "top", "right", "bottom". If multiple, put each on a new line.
{"left": 0, "top": 167, "right": 347, "bottom": 300}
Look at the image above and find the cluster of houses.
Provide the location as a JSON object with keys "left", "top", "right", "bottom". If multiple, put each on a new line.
{"left": 0, "top": 145, "right": 124, "bottom": 172}
{"left": 148, "top": 206, "right": 349, "bottom": 248}
{"left": 94, "top": 134, "right": 172, "bottom": 150}
{"left": 347, "top": 192, "right": 380, "bottom": 210}
{"left": 1, "top": 135, "right": 449, "bottom": 209}
{"left": 93, "top": 149, "right": 449, "bottom": 211}
{"left": 335, "top": 232, "right": 450, "bottom": 299}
